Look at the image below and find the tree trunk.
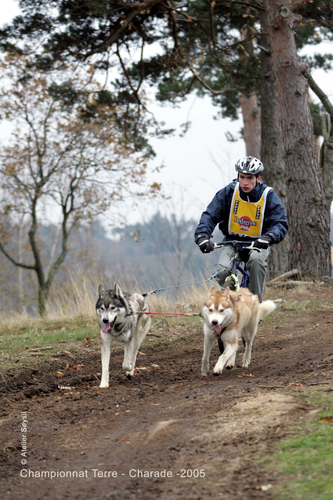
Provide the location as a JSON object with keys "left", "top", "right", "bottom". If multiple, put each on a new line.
{"left": 303, "top": 71, "right": 333, "bottom": 212}
{"left": 259, "top": 12, "right": 288, "bottom": 278}
{"left": 239, "top": 93, "right": 261, "bottom": 157}
{"left": 238, "top": 29, "right": 261, "bottom": 158}
{"left": 18, "top": 223, "right": 24, "bottom": 306}
{"left": 320, "top": 114, "right": 333, "bottom": 211}
{"left": 264, "top": 0, "right": 331, "bottom": 276}
{"left": 38, "top": 288, "right": 47, "bottom": 317}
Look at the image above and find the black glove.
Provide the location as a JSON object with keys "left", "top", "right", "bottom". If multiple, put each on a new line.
{"left": 252, "top": 234, "right": 273, "bottom": 250}
{"left": 195, "top": 233, "right": 214, "bottom": 254}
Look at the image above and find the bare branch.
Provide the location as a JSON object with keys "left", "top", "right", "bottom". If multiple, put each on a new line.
{"left": 165, "top": 1, "right": 235, "bottom": 95}
{"left": 229, "top": 0, "right": 265, "bottom": 11}
{"left": 116, "top": 43, "right": 145, "bottom": 109}
{"left": 304, "top": 70, "right": 333, "bottom": 117}
{"left": 84, "top": 0, "right": 165, "bottom": 58}
{"left": 0, "top": 241, "right": 36, "bottom": 270}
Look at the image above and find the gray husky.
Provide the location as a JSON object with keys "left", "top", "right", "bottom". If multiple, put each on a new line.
{"left": 96, "top": 284, "right": 151, "bottom": 388}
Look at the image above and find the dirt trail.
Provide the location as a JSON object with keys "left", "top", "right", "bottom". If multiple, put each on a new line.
{"left": 1, "top": 295, "right": 333, "bottom": 500}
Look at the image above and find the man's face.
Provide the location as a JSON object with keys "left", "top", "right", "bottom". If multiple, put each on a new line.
{"left": 238, "top": 172, "right": 261, "bottom": 193}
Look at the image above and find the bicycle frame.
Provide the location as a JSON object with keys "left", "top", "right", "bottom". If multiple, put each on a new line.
{"left": 213, "top": 240, "right": 256, "bottom": 290}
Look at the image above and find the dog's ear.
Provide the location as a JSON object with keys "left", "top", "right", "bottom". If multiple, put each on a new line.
{"left": 225, "top": 287, "right": 236, "bottom": 305}
{"left": 98, "top": 285, "right": 105, "bottom": 297}
{"left": 114, "top": 283, "right": 125, "bottom": 300}
{"left": 209, "top": 286, "right": 216, "bottom": 295}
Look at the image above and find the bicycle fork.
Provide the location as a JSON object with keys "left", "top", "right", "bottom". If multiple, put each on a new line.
{"left": 224, "top": 259, "right": 249, "bottom": 290}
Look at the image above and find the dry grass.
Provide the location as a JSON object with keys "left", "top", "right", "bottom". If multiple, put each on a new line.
{"left": 1, "top": 262, "right": 329, "bottom": 332}
{"left": 0, "top": 267, "right": 213, "bottom": 330}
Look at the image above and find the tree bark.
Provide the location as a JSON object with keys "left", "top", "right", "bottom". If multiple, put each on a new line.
{"left": 238, "top": 29, "right": 261, "bottom": 158}
{"left": 320, "top": 114, "right": 333, "bottom": 212}
{"left": 304, "top": 71, "right": 333, "bottom": 212}
{"left": 264, "top": 0, "right": 331, "bottom": 276}
{"left": 239, "top": 93, "right": 261, "bottom": 157}
{"left": 259, "top": 12, "right": 288, "bottom": 277}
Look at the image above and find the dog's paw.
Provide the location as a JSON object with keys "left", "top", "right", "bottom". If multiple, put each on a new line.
{"left": 226, "top": 353, "right": 236, "bottom": 369}
{"left": 99, "top": 381, "right": 109, "bottom": 388}
{"left": 125, "top": 370, "right": 134, "bottom": 379}
{"left": 212, "top": 365, "right": 223, "bottom": 376}
{"left": 241, "top": 360, "right": 250, "bottom": 368}
{"left": 122, "top": 362, "right": 133, "bottom": 372}
{"left": 226, "top": 360, "right": 235, "bottom": 370}
{"left": 201, "top": 362, "right": 209, "bottom": 376}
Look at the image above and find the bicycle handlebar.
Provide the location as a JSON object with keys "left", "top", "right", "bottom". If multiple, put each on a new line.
{"left": 213, "top": 240, "right": 261, "bottom": 252}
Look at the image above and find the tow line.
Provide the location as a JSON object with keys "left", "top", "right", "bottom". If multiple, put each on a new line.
{"left": 142, "top": 273, "right": 220, "bottom": 297}
{"left": 129, "top": 273, "right": 221, "bottom": 319}
{"left": 145, "top": 311, "right": 202, "bottom": 317}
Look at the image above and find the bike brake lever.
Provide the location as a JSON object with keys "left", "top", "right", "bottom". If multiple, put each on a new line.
{"left": 244, "top": 242, "right": 261, "bottom": 252}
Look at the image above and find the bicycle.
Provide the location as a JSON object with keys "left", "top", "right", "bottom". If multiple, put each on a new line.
{"left": 212, "top": 240, "right": 259, "bottom": 290}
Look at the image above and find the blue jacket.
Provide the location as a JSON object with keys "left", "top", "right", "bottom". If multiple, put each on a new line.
{"left": 194, "top": 179, "right": 288, "bottom": 244}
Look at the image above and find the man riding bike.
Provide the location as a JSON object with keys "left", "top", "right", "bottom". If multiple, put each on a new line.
{"left": 194, "top": 156, "right": 288, "bottom": 302}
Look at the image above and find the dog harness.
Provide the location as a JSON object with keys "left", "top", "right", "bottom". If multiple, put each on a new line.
{"left": 228, "top": 182, "right": 272, "bottom": 237}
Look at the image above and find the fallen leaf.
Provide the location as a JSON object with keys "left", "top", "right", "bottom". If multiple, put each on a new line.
{"left": 73, "top": 364, "right": 84, "bottom": 371}
{"left": 83, "top": 337, "right": 94, "bottom": 344}
{"left": 56, "top": 371, "right": 64, "bottom": 377}
{"left": 317, "top": 416, "right": 333, "bottom": 426}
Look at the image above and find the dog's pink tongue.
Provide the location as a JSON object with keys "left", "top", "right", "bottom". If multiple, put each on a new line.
{"left": 102, "top": 323, "right": 111, "bottom": 333}
{"left": 212, "top": 324, "right": 223, "bottom": 336}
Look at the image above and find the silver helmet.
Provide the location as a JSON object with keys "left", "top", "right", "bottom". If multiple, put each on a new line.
{"left": 235, "top": 156, "right": 264, "bottom": 175}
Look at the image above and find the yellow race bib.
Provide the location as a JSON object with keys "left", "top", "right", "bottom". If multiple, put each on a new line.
{"left": 228, "top": 183, "right": 271, "bottom": 237}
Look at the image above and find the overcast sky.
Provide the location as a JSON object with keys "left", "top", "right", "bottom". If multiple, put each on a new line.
{"left": 2, "top": 1, "right": 333, "bottom": 227}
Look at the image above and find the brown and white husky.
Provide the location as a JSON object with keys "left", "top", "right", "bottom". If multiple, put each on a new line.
{"left": 201, "top": 286, "right": 276, "bottom": 376}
